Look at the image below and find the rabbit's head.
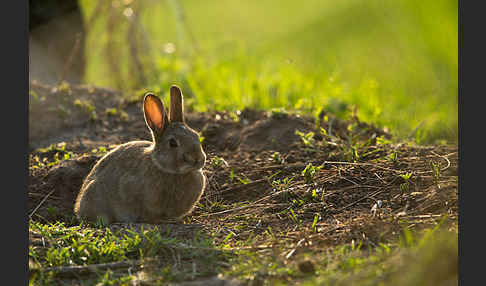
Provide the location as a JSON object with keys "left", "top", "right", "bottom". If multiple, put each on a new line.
{"left": 143, "top": 85, "right": 206, "bottom": 174}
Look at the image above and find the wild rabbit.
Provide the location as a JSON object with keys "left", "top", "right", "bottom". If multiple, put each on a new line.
{"left": 74, "top": 85, "right": 206, "bottom": 224}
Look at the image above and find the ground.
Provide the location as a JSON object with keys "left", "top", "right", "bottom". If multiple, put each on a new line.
{"left": 28, "top": 81, "right": 458, "bottom": 285}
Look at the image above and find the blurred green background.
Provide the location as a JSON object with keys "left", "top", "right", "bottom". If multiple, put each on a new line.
{"left": 78, "top": 0, "right": 457, "bottom": 144}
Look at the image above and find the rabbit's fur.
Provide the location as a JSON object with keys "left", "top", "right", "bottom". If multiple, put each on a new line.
{"left": 74, "top": 85, "right": 206, "bottom": 224}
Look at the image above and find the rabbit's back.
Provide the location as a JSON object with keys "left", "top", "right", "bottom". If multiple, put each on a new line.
{"left": 74, "top": 141, "right": 153, "bottom": 223}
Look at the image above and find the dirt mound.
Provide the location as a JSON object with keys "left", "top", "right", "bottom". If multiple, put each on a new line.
{"left": 29, "top": 81, "right": 129, "bottom": 149}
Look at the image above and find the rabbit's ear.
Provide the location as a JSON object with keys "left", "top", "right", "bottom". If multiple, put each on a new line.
{"left": 143, "top": 93, "right": 167, "bottom": 134}
{"left": 169, "top": 85, "right": 185, "bottom": 123}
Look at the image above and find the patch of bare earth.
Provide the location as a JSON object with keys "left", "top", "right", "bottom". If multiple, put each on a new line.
{"left": 28, "top": 83, "right": 458, "bottom": 284}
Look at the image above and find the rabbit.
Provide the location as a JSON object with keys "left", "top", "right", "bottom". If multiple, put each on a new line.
{"left": 74, "top": 85, "right": 206, "bottom": 224}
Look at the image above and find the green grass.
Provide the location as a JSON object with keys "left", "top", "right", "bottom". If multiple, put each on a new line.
{"left": 29, "top": 219, "right": 457, "bottom": 285}
{"left": 29, "top": 220, "right": 229, "bottom": 285}
{"left": 78, "top": 0, "right": 457, "bottom": 144}
{"left": 222, "top": 225, "right": 457, "bottom": 286}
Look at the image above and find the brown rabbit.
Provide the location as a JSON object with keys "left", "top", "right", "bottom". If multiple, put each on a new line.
{"left": 74, "top": 85, "right": 206, "bottom": 224}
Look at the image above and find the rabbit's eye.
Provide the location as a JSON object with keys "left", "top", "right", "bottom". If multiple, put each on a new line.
{"left": 169, "top": 138, "right": 179, "bottom": 148}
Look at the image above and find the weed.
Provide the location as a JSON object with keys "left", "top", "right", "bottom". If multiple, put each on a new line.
{"left": 119, "top": 110, "right": 129, "bottom": 121}
{"left": 90, "top": 110, "right": 98, "bottom": 121}
{"left": 295, "top": 130, "right": 316, "bottom": 148}
{"left": 270, "top": 152, "right": 284, "bottom": 164}
{"left": 271, "top": 176, "right": 295, "bottom": 192}
{"left": 56, "top": 81, "right": 72, "bottom": 95}
{"left": 399, "top": 172, "right": 413, "bottom": 193}
{"left": 311, "top": 213, "right": 321, "bottom": 233}
{"left": 302, "top": 163, "right": 322, "bottom": 184}
{"left": 228, "top": 111, "right": 240, "bottom": 122}
{"left": 96, "top": 270, "right": 134, "bottom": 286}
{"left": 91, "top": 146, "right": 108, "bottom": 154}
{"left": 376, "top": 135, "right": 392, "bottom": 145}
{"left": 30, "top": 89, "right": 40, "bottom": 101}
{"left": 199, "top": 198, "right": 229, "bottom": 213}
{"left": 309, "top": 187, "right": 325, "bottom": 202}
{"left": 210, "top": 156, "right": 229, "bottom": 169}
{"left": 269, "top": 108, "right": 289, "bottom": 119}
{"left": 430, "top": 161, "right": 442, "bottom": 188}
{"left": 237, "top": 176, "right": 251, "bottom": 185}
{"left": 105, "top": 107, "right": 118, "bottom": 116}
{"left": 287, "top": 208, "right": 302, "bottom": 225}
{"left": 387, "top": 151, "right": 399, "bottom": 164}
{"left": 31, "top": 142, "right": 74, "bottom": 168}
{"left": 74, "top": 99, "right": 95, "bottom": 114}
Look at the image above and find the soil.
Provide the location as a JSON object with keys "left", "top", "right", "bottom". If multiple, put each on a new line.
{"left": 28, "top": 81, "right": 458, "bottom": 284}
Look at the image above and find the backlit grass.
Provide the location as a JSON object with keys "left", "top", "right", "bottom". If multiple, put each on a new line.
{"left": 78, "top": 0, "right": 457, "bottom": 144}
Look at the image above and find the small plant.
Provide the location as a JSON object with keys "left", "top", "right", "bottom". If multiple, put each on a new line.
{"left": 302, "top": 163, "right": 322, "bottom": 184}
{"left": 430, "top": 161, "right": 441, "bottom": 188}
{"left": 97, "top": 270, "right": 134, "bottom": 286}
{"left": 399, "top": 172, "right": 413, "bottom": 192}
{"left": 295, "top": 130, "right": 316, "bottom": 147}
{"left": 229, "top": 169, "right": 235, "bottom": 183}
{"left": 271, "top": 176, "right": 296, "bottom": 202}
{"left": 376, "top": 135, "right": 391, "bottom": 145}
{"left": 92, "top": 146, "right": 108, "bottom": 154}
{"left": 400, "top": 172, "right": 413, "bottom": 181}
{"left": 387, "top": 151, "right": 399, "bottom": 163}
{"left": 94, "top": 216, "right": 108, "bottom": 228}
{"left": 319, "top": 127, "right": 328, "bottom": 137}
{"left": 269, "top": 108, "right": 289, "bottom": 119}
{"left": 271, "top": 176, "right": 295, "bottom": 192}
{"left": 237, "top": 175, "right": 251, "bottom": 185}
{"left": 203, "top": 198, "right": 233, "bottom": 213}
{"left": 340, "top": 132, "right": 368, "bottom": 162}
{"left": 30, "top": 89, "right": 40, "bottom": 101}
{"left": 288, "top": 208, "right": 302, "bottom": 225}
{"left": 291, "top": 199, "right": 304, "bottom": 207}
{"left": 309, "top": 187, "right": 325, "bottom": 202}
{"left": 119, "top": 110, "right": 129, "bottom": 121}
{"left": 90, "top": 110, "right": 98, "bottom": 121}
{"left": 210, "top": 156, "right": 229, "bottom": 169}
{"left": 33, "top": 142, "right": 75, "bottom": 167}
{"left": 56, "top": 81, "right": 72, "bottom": 95}
{"left": 105, "top": 107, "right": 118, "bottom": 116}
{"left": 74, "top": 99, "right": 95, "bottom": 114}
{"left": 228, "top": 111, "right": 240, "bottom": 122}
{"left": 228, "top": 169, "right": 250, "bottom": 184}
{"left": 270, "top": 152, "right": 283, "bottom": 164}
{"left": 311, "top": 213, "right": 321, "bottom": 233}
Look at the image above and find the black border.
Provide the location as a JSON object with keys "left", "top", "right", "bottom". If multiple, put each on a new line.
{"left": 458, "top": 0, "right": 482, "bottom": 285}
{"left": 2, "top": 0, "right": 29, "bottom": 284}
